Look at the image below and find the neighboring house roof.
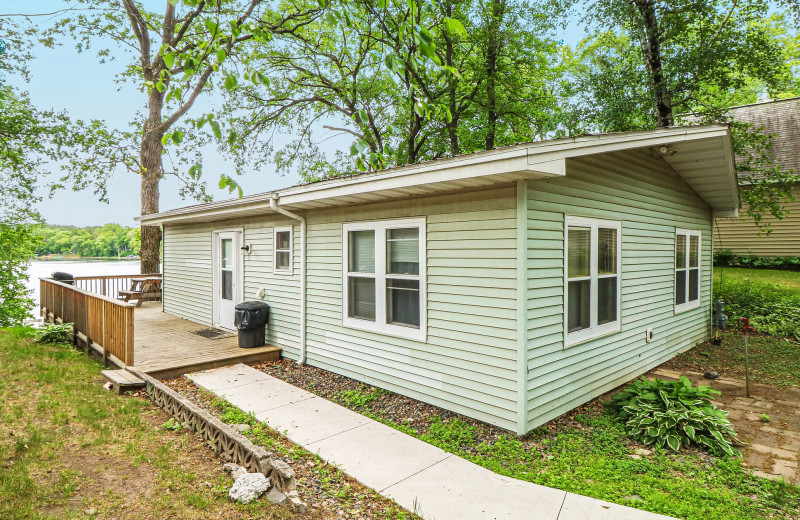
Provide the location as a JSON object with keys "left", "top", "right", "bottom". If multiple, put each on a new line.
{"left": 138, "top": 124, "right": 740, "bottom": 226}
{"left": 727, "top": 97, "right": 800, "bottom": 178}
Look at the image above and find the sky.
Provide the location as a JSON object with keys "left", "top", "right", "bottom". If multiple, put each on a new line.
{"left": 4, "top": 0, "right": 586, "bottom": 228}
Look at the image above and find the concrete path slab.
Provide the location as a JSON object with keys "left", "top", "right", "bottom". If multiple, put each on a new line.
{"left": 189, "top": 364, "right": 676, "bottom": 520}
{"left": 558, "top": 493, "right": 669, "bottom": 520}
{"left": 382, "top": 453, "right": 566, "bottom": 519}
{"left": 255, "top": 396, "right": 371, "bottom": 445}
{"left": 308, "top": 420, "right": 451, "bottom": 492}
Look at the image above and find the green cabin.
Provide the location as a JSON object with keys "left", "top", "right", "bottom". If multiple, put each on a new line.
{"left": 139, "top": 125, "right": 739, "bottom": 435}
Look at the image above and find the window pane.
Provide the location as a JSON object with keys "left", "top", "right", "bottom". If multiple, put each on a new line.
{"left": 386, "top": 279, "right": 420, "bottom": 328}
{"left": 689, "top": 269, "right": 699, "bottom": 302}
{"left": 676, "top": 234, "right": 686, "bottom": 269}
{"left": 348, "top": 277, "right": 375, "bottom": 320}
{"left": 598, "top": 228, "right": 617, "bottom": 275}
{"left": 276, "top": 251, "right": 290, "bottom": 270}
{"left": 689, "top": 235, "right": 699, "bottom": 268}
{"left": 221, "top": 238, "right": 232, "bottom": 269}
{"left": 568, "top": 227, "right": 590, "bottom": 278}
{"left": 387, "top": 228, "right": 419, "bottom": 275}
{"left": 676, "top": 270, "right": 686, "bottom": 305}
{"left": 276, "top": 230, "right": 291, "bottom": 251}
{"left": 222, "top": 270, "right": 233, "bottom": 300}
{"left": 598, "top": 277, "right": 617, "bottom": 325}
{"left": 349, "top": 230, "right": 375, "bottom": 273}
{"left": 567, "top": 279, "right": 590, "bottom": 333}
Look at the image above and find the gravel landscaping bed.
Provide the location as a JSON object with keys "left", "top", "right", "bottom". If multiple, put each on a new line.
{"left": 249, "top": 359, "right": 630, "bottom": 457}
{"left": 163, "top": 377, "right": 416, "bottom": 520}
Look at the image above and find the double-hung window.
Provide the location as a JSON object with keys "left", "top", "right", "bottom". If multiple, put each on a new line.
{"left": 675, "top": 229, "right": 701, "bottom": 312}
{"left": 274, "top": 227, "right": 293, "bottom": 274}
{"left": 565, "top": 216, "right": 621, "bottom": 346}
{"left": 343, "top": 218, "right": 426, "bottom": 340}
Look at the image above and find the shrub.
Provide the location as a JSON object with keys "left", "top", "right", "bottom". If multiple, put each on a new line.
{"left": 715, "top": 278, "right": 800, "bottom": 339}
{"left": 32, "top": 322, "right": 73, "bottom": 344}
{"left": 609, "top": 376, "right": 741, "bottom": 457}
{"left": 714, "top": 250, "right": 800, "bottom": 271}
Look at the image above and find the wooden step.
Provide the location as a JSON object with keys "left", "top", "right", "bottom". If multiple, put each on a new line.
{"left": 101, "top": 369, "right": 146, "bottom": 394}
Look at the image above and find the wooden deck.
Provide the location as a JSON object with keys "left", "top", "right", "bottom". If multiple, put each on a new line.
{"left": 132, "top": 303, "right": 281, "bottom": 379}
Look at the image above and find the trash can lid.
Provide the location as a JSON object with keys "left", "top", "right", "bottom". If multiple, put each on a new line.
{"left": 235, "top": 301, "right": 269, "bottom": 311}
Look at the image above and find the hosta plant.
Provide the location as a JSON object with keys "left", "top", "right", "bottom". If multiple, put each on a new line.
{"left": 609, "top": 376, "right": 742, "bottom": 457}
{"left": 33, "top": 322, "right": 74, "bottom": 344}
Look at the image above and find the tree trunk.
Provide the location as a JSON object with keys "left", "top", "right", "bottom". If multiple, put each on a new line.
{"left": 444, "top": 2, "right": 460, "bottom": 156}
{"left": 484, "top": 0, "right": 503, "bottom": 150}
{"left": 139, "top": 87, "right": 165, "bottom": 275}
{"left": 635, "top": 0, "right": 673, "bottom": 127}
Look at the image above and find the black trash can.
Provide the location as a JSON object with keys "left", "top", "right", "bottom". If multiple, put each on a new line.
{"left": 234, "top": 301, "right": 270, "bottom": 349}
{"left": 51, "top": 272, "right": 75, "bottom": 286}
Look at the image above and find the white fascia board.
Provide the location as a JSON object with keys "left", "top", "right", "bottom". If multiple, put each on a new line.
{"left": 137, "top": 196, "right": 273, "bottom": 226}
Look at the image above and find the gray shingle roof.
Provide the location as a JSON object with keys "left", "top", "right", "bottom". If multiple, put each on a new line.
{"left": 727, "top": 97, "right": 800, "bottom": 176}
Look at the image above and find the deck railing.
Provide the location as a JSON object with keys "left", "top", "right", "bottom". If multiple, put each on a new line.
{"left": 40, "top": 278, "right": 136, "bottom": 366}
{"left": 73, "top": 273, "right": 161, "bottom": 300}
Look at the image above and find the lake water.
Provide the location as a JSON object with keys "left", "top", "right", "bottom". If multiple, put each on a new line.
{"left": 25, "top": 259, "right": 142, "bottom": 316}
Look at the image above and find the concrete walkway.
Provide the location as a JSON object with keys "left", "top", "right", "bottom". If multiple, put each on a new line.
{"left": 189, "top": 364, "right": 674, "bottom": 520}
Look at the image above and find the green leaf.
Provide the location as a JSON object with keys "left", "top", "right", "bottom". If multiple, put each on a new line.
{"left": 216, "top": 49, "right": 226, "bottom": 63}
{"left": 205, "top": 19, "right": 219, "bottom": 35}
{"left": 162, "top": 53, "right": 175, "bottom": 70}
{"left": 161, "top": 133, "right": 171, "bottom": 146}
{"left": 666, "top": 433, "right": 681, "bottom": 452}
{"left": 171, "top": 130, "right": 183, "bottom": 145}
{"left": 224, "top": 75, "right": 237, "bottom": 90}
{"left": 443, "top": 18, "right": 466, "bottom": 39}
{"left": 210, "top": 120, "right": 222, "bottom": 139}
{"left": 155, "top": 80, "right": 165, "bottom": 93}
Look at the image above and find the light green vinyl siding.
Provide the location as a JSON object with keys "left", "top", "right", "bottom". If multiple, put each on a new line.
{"left": 163, "top": 223, "right": 214, "bottom": 326}
{"left": 525, "top": 148, "right": 713, "bottom": 431}
{"left": 303, "top": 187, "right": 519, "bottom": 431}
{"left": 162, "top": 217, "right": 302, "bottom": 357}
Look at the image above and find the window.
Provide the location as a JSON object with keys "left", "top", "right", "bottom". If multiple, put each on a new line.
{"left": 675, "top": 229, "right": 701, "bottom": 312}
{"left": 274, "top": 227, "right": 292, "bottom": 274}
{"left": 343, "top": 218, "right": 426, "bottom": 340}
{"left": 565, "top": 216, "right": 621, "bottom": 346}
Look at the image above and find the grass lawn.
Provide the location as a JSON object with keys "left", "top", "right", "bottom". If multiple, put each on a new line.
{"left": 0, "top": 327, "right": 297, "bottom": 520}
{"left": 714, "top": 267, "right": 800, "bottom": 290}
{"left": 668, "top": 331, "right": 800, "bottom": 387}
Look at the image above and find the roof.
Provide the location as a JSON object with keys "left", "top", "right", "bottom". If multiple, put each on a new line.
{"left": 726, "top": 97, "right": 800, "bottom": 178}
{"left": 138, "top": 124, "right": 740, "bottom": 225}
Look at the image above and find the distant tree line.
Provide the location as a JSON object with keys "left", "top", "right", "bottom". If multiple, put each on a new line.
{"left": 36, "top": 224, "right": 140, "bottom": 258}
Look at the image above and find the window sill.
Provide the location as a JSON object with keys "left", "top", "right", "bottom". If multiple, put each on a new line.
{"left": 674, "top": 301, "right": 702, "bottom": 314}
{"left": 273, "top": 269, "right": 294, "bottom": 276}
{"left": 565, "top": 326, "right": 622, "bottom": 349}
{"left": 342, "top": 316, "right": 426, "bottom": 342}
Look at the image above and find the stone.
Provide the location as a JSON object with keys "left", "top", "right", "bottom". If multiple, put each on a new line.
{"left": 623, "top": 495, "right": 643, "bottom": 502}
{"left": 223, "top": 462, "right": 242, "bottom": 474}
{"left": 231, "top": 423, "right": 251, "bottom": 433}
{"left": 636, "top": 448, "right": 652, "bottom": 457}
{"left": 286, "top": 490, "right": 308, "bottom": 513}
{"left": 704, "top": 371, "right": 719, "bottom": 380}
{"left": 266, "top": 486, "right": 288, "bottom": 506}
{"left": 772, "top": 459, "right": 800, "bottom": 481}
{"left": 229, "top": 473, "right": 270, "bottom": 504}
{"left": 751, "top": 443, "right": 797, "bottom": 459}
{"left": 84, "top": 508, "right": 97, "bottom": 516}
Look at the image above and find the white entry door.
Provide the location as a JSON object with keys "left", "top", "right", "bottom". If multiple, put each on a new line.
{"left": 214, "top": 231, "right": 242, "bottom": 330}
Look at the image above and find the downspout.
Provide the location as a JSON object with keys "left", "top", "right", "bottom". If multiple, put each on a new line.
{"left": 270, "top": 194, "right": 307, "bottom": 365}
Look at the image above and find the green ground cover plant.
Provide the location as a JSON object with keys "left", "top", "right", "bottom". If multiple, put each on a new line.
{"left": 32, "top": 322, "right": 73, "bottom": 344}
{"left": 608, "top": 377, "right": 741, "bottom": 456}
{"left": 714, "top": 274, "right": 800, "bottom": 338}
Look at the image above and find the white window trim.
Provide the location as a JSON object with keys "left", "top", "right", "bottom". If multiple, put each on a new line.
{"left": 342, "top": 217, "right": 427, "bottom": 341}
{"left": 675, "top": 228, "right": 702, "bottom": 314}
{"left": 564, "top": 216, "right": 622, "bottom": 347}
{"left": 273, "top": 226, "right": 293, "bottom": 275}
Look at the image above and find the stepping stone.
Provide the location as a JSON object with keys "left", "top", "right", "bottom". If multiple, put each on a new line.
{"left": 101, "top": 369, "right": 145, "bottom": 394}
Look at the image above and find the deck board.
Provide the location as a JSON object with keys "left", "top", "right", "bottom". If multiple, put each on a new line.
{"left": 132, "top": 303, "right": 281, "bottom": 378}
